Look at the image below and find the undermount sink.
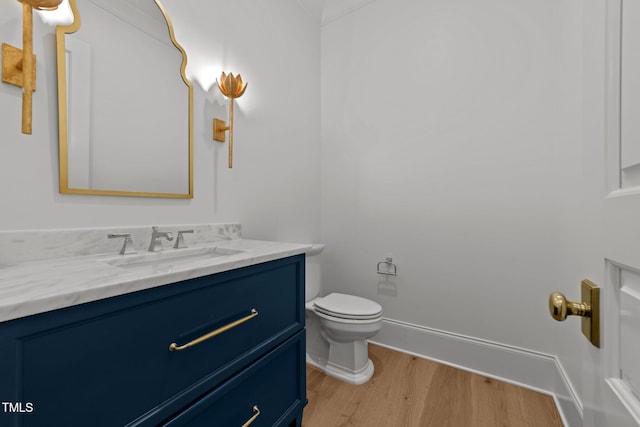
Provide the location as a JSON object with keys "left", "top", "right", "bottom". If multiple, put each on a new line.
{"left": 103, "top": 246, "right": 244, "bottom": 270}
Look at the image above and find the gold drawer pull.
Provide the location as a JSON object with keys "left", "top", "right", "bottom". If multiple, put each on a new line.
{"left": 169, "top": 308, "right": 258, "bottom": 352}
{"left": 241, "top": 405, "right": 260, "bottom": 427}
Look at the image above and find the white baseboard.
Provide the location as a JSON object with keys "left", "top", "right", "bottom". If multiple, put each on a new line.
{"left": 370, "top": 318, "right": 582, "bottom": 427}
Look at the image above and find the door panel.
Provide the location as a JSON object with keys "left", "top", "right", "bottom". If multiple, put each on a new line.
{"left": 582, "top": 0, "right": 640, "bottom": 425}
{"left": 620, "top": 0, "right": 640, "bottom": 189}
{"left": 620, "top": 278, "right": 640, "bottom": 398}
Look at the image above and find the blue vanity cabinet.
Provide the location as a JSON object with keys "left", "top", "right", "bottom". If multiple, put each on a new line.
{"left": 0, "top": 254, "right": 306, "bottom": 427}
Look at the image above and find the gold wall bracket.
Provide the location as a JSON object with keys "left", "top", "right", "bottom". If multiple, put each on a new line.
{"left": 548, "top": 279, "right": 600, "bottom": 347}
{"left": 2, "top": 0, "right": 62, "bottom": 135}
{"left": 213, "top": 118, "right": 229, "bottom": 142}
{"left": 2, "top": 43, "right": 36, "bottom": 90}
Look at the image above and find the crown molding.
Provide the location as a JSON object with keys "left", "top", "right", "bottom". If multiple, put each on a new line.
{"left": 321, "top": 0, "right": 378, "bottom": 26}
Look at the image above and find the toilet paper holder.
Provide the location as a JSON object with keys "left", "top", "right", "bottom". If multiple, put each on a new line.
{"left": 377, "top": 257, "right": 397, "bottom": 276}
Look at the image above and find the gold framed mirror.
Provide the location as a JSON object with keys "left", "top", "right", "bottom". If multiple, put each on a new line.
{"left": 56, "top": 0, "right": 193, "bottom": 198}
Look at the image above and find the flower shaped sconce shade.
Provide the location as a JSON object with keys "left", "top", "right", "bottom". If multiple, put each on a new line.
{"left": 2, "top": 0, "right": 63, "bottom": 134}
{"left": 213, "top": 72, "right": 247, "bottom": 168}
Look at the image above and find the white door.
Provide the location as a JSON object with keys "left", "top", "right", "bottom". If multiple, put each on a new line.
{"left": 579, "top": 0, "right": 640, "bottom": 425}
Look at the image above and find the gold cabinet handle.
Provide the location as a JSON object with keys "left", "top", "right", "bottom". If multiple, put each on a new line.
{"left": 241, "top": 405, "right": 260, "bottom": 427}
{"left": 169, "top": 308, "right": 258, "bottom": 352}
{"left": 548, "top": 292, "right": 591, "bottom": 321}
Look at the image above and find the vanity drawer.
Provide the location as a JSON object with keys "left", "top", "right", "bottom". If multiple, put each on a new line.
{"left": 161, "top": 260, "right": 303, "bottom": 399}
{"left": 163, "top": 331, "right": 306, "bottom": 426}
{"left": 0, "top": 255, "right": 304, "bottom": 427}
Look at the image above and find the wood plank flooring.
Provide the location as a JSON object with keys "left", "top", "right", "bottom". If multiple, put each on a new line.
{"left": 302, "top": 344, "right": 563, "bottom": 427}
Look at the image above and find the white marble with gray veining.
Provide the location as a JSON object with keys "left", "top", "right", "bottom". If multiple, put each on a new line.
{"left": 0, "top": 223, "right": 242, "bottom": 265}
{"left": 0, "top": 224, "right": 310, "bottom": 323}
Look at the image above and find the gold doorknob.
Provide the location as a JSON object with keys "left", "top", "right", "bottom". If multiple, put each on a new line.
{"left": 548, "top": 292, "right": 591, "bottom": 321}
{"left": 547, "top": 280, "right": 600, "bottom": 348}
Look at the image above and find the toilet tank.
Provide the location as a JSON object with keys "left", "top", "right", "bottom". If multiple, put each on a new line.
{"left": 305, "top": 244, "right": 325, "bottom": 302}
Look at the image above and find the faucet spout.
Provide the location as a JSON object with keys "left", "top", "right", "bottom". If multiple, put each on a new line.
{"left": 148, "top": 226, "right": 174, "bottom": 252}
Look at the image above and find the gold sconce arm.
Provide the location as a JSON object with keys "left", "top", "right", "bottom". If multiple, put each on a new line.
{"left": 213, "top": 72, "right": 247, "bottom": 168}
{"left": 2, "top": 0, "right": 62, "bottom": 135}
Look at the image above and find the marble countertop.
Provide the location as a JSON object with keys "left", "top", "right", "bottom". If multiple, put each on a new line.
{"left": 0, "top": 239, "right": 311, "bottom": 323}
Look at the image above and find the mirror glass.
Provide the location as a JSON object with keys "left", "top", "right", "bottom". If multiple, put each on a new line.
{"left": 56, "top": 0, "right": 193, "bottom": 198}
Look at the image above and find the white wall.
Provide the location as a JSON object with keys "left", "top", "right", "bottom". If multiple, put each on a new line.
{"left": 321, "top": 0, "right": 585, "bottom": 403}
{"left": 0, "top": 0, "right": 321, "bottom": 244}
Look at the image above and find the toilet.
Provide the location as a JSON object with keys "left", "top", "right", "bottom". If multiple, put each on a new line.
{"left": 305, "top": 244, "right": 383, "bottom": 384}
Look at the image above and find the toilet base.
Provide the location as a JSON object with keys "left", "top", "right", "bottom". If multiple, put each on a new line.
{"left": 306, "top": 354, "right": 375, "bottom": 385}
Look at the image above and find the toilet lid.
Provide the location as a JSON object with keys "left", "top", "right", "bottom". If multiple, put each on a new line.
{"left": 314, "top": 293, "right": 382, "bottom": 320}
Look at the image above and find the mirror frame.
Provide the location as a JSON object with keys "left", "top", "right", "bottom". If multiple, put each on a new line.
{"left": 55, "top": 0, "right": 194, "bottom": 198}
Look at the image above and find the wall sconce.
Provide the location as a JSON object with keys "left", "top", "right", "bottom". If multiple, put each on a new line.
{"left": 213, "top": 72, "right": 247, "bottom": 168}
{"left": 1, "top": 0, "right": 62, "bottom": 135}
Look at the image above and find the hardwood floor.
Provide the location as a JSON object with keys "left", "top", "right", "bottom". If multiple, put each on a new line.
{"left": 302, "top": 344, "right": 563, "bottom": 427}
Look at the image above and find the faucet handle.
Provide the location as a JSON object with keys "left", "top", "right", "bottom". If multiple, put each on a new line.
{"left": 174, "top": 230, "right": 194, "bottom": 249}
{"left": 108, "top": 233, "right": 137, "bottom": 255}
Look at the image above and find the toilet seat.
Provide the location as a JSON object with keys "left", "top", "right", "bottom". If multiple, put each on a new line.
{"left": 314, "top": 293, "right": 382, "bottom": 320}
